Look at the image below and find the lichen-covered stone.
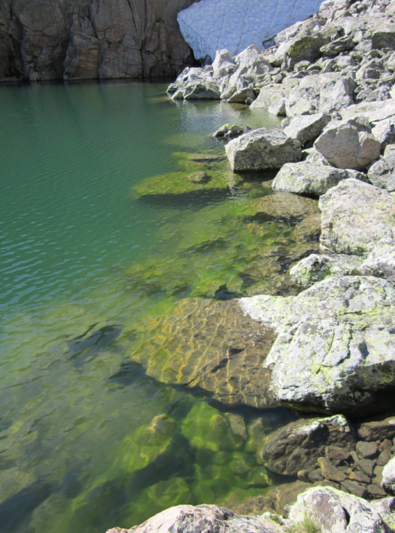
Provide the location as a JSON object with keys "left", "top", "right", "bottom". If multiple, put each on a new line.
{"left": 287, "top": 486, "right": 394, "bottom": 533}
{"left": 225, "top": 128, "right": 302, "bottom": 172}
{"left": 283, "top": 113, "right": 331, "bottom": 145}
{"left": 240, "top": 275, "right": 395, "bottom": 415}
{"left": 319, "top": 179, "right": 395, "bottom": 255}
{"left": 272, "top": 161, "right": 364, "bottom": 196}
{"left": 290, "top": 253, "right": 363, "bottom": 287}
{"left": 360, "top": 239, "right": 395, "bottom": 283}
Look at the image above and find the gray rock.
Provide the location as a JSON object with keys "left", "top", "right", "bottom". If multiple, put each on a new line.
{"left": 368, "top": 151, "right": 395, "bottom": 192}
{"left": 261, "top": 415, "right": 356, "bottom": 477}
{"left": 356, "top": 59, "right": 385, "bottom": 80}
{"left": 240, "top": 275, "right": 395, "bottom": 415}
{"left": 285, "top": 30, "right": 329, "bottom": 70}
{"left": 382, "top": 457, "right": 395, "bottom": 495}
{"left": 268, "top": 98, "right": 286, "bottom": 117}
{"left": 212, "top": 49, "right": 237, "bottom": 78}
{"left": 360, "top": 239, "right": 395, "bottom": 283}
{"left": 314, "top": 120, "right": 380, "bottom": 170}
{"left": 285, "top": 89, "right": 318, "bottom": 117}
{"left": 319, "top": 179, "right": 395, "bottom": 255}
{"left": 372, "top": 120, "right": 395, "bottom": 153}
{"left": 250, "top": 85, "right": 285, "bottom": 110}
{"left": 213, "top": 124, "right": 244, "bottom": 139}
{"left": 358, "top": 417, "right": 395, "bottom": 442}
{"left": 225, "top": 128, "right": 302, "bottom": 172}
{"left": 341, "top": 99, "right": 395, "bottom": 124}
{"left": 319, "top": 76, "right": 356, "bottom": 114}
{"left": 105, "top": 504, "right": 283, "bottom": 533}
{"left": 320, "top": 36, "right": 355, "bottom": 57}
{"left": 228, "top": 88, "right": 256, "bottom": 104}
{"left": 356, "top": 441, "right": 379, "bottom": 459}
{"left": 290, "top": 253, "right": 363, "bottom": 288}
{"left": 371, "top": 497, "right": 395, "bottom": 523}
{"left": 272, "top": 161, "right": 363, "bottom": 196}
{"left": 287, "top": 486, "right": 394, "bottom": 533}
{"left": 284, "top": 113, "right": 331, "bottom": 145}
{"left": 184, "top": 81, "right": 221, "bottom": 100}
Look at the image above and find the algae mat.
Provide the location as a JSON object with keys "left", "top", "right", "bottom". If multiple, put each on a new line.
{"left": 0, "top": 81, "right": 310, "bottom": 533}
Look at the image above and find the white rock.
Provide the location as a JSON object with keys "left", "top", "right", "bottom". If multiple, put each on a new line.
{"left": 382, "top": 457, "right": 395, "bottom": 496}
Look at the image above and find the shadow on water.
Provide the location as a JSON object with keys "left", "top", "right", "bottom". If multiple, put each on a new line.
{"left": 0, "top": 477, "right": 52, "bottom": 533}
{"left": 135, "top": 188, "right": 232, "bottom": 209}
{"left": 67, "top": 325, "right": 122, "bottom": 367}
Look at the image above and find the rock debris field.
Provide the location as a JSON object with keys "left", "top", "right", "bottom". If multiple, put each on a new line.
{"left": 108, "top": 0, "right": 395, "bottom": 531}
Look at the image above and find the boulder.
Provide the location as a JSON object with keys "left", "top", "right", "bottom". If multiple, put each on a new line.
{"left": 287, "top": 486, "right": 394, "bottom": 533}
{"left": 284, "top": 113, "right": 331, "bottom": 146}
{"left": 290, "top": 253, "right": 363, "bottom": 288}
{"left": 319, "top": 76, "right": 356, "bottom": 114}
{"left": 382, "top": 458, "right": 395, "bottom": 496}
{"left": 372, "top": 120, "right": 395, "bottom": 153}
{"left": 320, "top": 35, "right": 355, "bottom": 57}
{"left": 250, "top": 85, "right": 285, "bottom": 110}
{"left": 285, "top": 90, "right": 318, "bottom": 117}
{"left": 319, "top": 179, "right": 395, "bottom": 255}
{"left": 272, "top": 161, "right": 363, "bottom": 196}
{"left": 368, "top": 151, "right": 395, "bottom": 192}
{"left": 284, "top": 30, "right": 329, "bottom": 70}
{"left": 212, "top": 49, "right": 237, "bottom": 78}
{"left": 225, "top": 128, "right": 302, "bottom": 172}
{"left": 240, "top": 275, "right": 395, "bottom": 415}
{"left": 249, "top": 193, "right": 319, "bottom": 222}
{"left": 261, "top": 415, "right": 356, "bottom": 477}
{"left": 360, "top": 239, "right": 395, "bottom": 283}
{"left": 340, "top": 99, "right": 395, "bottom": 124}
{"left": 184, "top": 81, "right": 221, "bottom": 100}
{"left": 213, "top": 124, "right": 244, "bottom": 139}
{"left": 314, "top": 120, "right": 380, "bottom": 170}
{"left": 105, "top": 504, "right": 283, "bottom": 533}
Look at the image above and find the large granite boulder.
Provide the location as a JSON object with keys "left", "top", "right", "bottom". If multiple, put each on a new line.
{"left": 319, "top": 76, "right": 356, "bottom": 114}
{"left": 382, "top": 458, "right": 395, "bottom": 496}
{"left": 0, "top": 0, "right": 198, "bottom": 81}
{"left": 106, "top": 504, "right": 283, "bottom": 533}
{"left": 272, "top": 161, "right": 363, "bottom": 196}
{"left": 287, "top": 486, "right": 394, "bottom": 533}
{"left": 340, "top": 99, "right": 395, "bottom": 124}
{"left": 319, "top": 179, "right": 395, "bottom": 255}
{"left": 262, "top": 415, "right": 356, "bottom": 476}
{"left": 283, "top": 113, "right": 331, "bottom": 146}
{"left": 315, "top": 120, "right": 381, "bottom": 170}
{"left": 225, "top": 128, "right": 302, "bottom": 172}
{"left": 240, "top": 275, "right": 395, "bottom": 415}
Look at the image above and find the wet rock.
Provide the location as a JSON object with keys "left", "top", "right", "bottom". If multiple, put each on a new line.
{"left": 240, "top": 275, "right": 395, "bottom": 416}
{"left": 319, "top": 179, "right": 395, "bottom": 255}
{"left": 106, "top": 504, "right": 283, "bottom": 533}
{"left": 261, "top": 415, "right": 356, "bottom": 476}
{"left": 213, "top": 124, "right": 244, "bottom": 139}
{"left": 288, "top": 486, "right": 392, "bottom": 532}
{"left": 225, "top": 128, "right": 302, "bottom": 172}
{"left": 360, "top": 239, "right": 395, "bottom": 283}
{"left": 368, "top": 150, "right": 395, "bottom": 192}
{"left": 318, "top": 457, "right": 347, "bottom": 482}
{"left": 382, "top": 457, "right": 395, "bottom": 495}
{"left": 356, "top": 441, "right": 379, "bottom": 459}
{"left": 187, "top": 171, "right": 212, "bottom": 183}
{"left": 272, "top": 161, "right": 363, "bottom": 196}
{"left": 250, "top": 193, "right": 319, "bottom": 222}
{"left": 291, "top": 213, "right": 322, "bottom": 243}
{"left": 315, "top": 120, "right": 380, "bottom": 170}
{"left": 290, "top": 253, "right": 363, "bottom": 288}
{"left": 283, "top": 113, "right": 331, "bottom": 145}
{"left": 378, "top": 450, "right": 395, "bottom": 467}
{"left": 130, "top": 299, "right": 277, "bottom": 409}
{"left": 325, "top": 446, "right": 351, "bottom": 466}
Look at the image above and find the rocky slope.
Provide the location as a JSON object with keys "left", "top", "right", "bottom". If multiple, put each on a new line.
{"left": 0, "top": 0, "right": 197, "bottom": 82}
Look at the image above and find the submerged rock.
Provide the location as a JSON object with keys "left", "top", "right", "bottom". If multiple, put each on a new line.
{"left": 319, "top": 179, "right": 395, "bottom": 255}
{"left": 240, "top": 275, "right": 395, "bottom": 415}
{"left": 262, "top": 415, "right": 356, "bottom": 477}
{"left": 225, "top": 128, "right": 302, "bottom": 172}
{"left": 129, "top": 299, "right": 277, "bottom": 409}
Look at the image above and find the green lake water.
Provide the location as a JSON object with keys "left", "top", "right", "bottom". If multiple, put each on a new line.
{"left": 0, "top": 81, "right": 305, "bottom": 533}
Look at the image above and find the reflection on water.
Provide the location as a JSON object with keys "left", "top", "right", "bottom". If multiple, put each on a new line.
{"left": 0, "top": 81, "right": 308, "bottom": 533}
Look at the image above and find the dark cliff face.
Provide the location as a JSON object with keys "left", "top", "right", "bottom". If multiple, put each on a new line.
{"left": 0, "top": 0, "right": 198, "bottom": 81}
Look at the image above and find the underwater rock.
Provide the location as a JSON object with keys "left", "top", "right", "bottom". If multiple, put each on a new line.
{"left": 129, "top": 299, "right": 277, "bottom": 409}
{"left": 250, "top": 193, "right": 319, "bottom": 222}
{"left": 187, "top": 171, "right": 212, "bottom": 183}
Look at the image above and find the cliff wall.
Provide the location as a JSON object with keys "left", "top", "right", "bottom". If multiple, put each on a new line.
{"left": 0, "top": 0, "right": 197, "bottom": 82}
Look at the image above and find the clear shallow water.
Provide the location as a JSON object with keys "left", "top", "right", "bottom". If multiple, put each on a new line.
{"left": 0, "top": 81, "right": 300, "bottom": 533}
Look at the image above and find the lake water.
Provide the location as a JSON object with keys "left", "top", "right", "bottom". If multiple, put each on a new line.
{"left": 0, "top": 81, "right": 304, "bottom": 533}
